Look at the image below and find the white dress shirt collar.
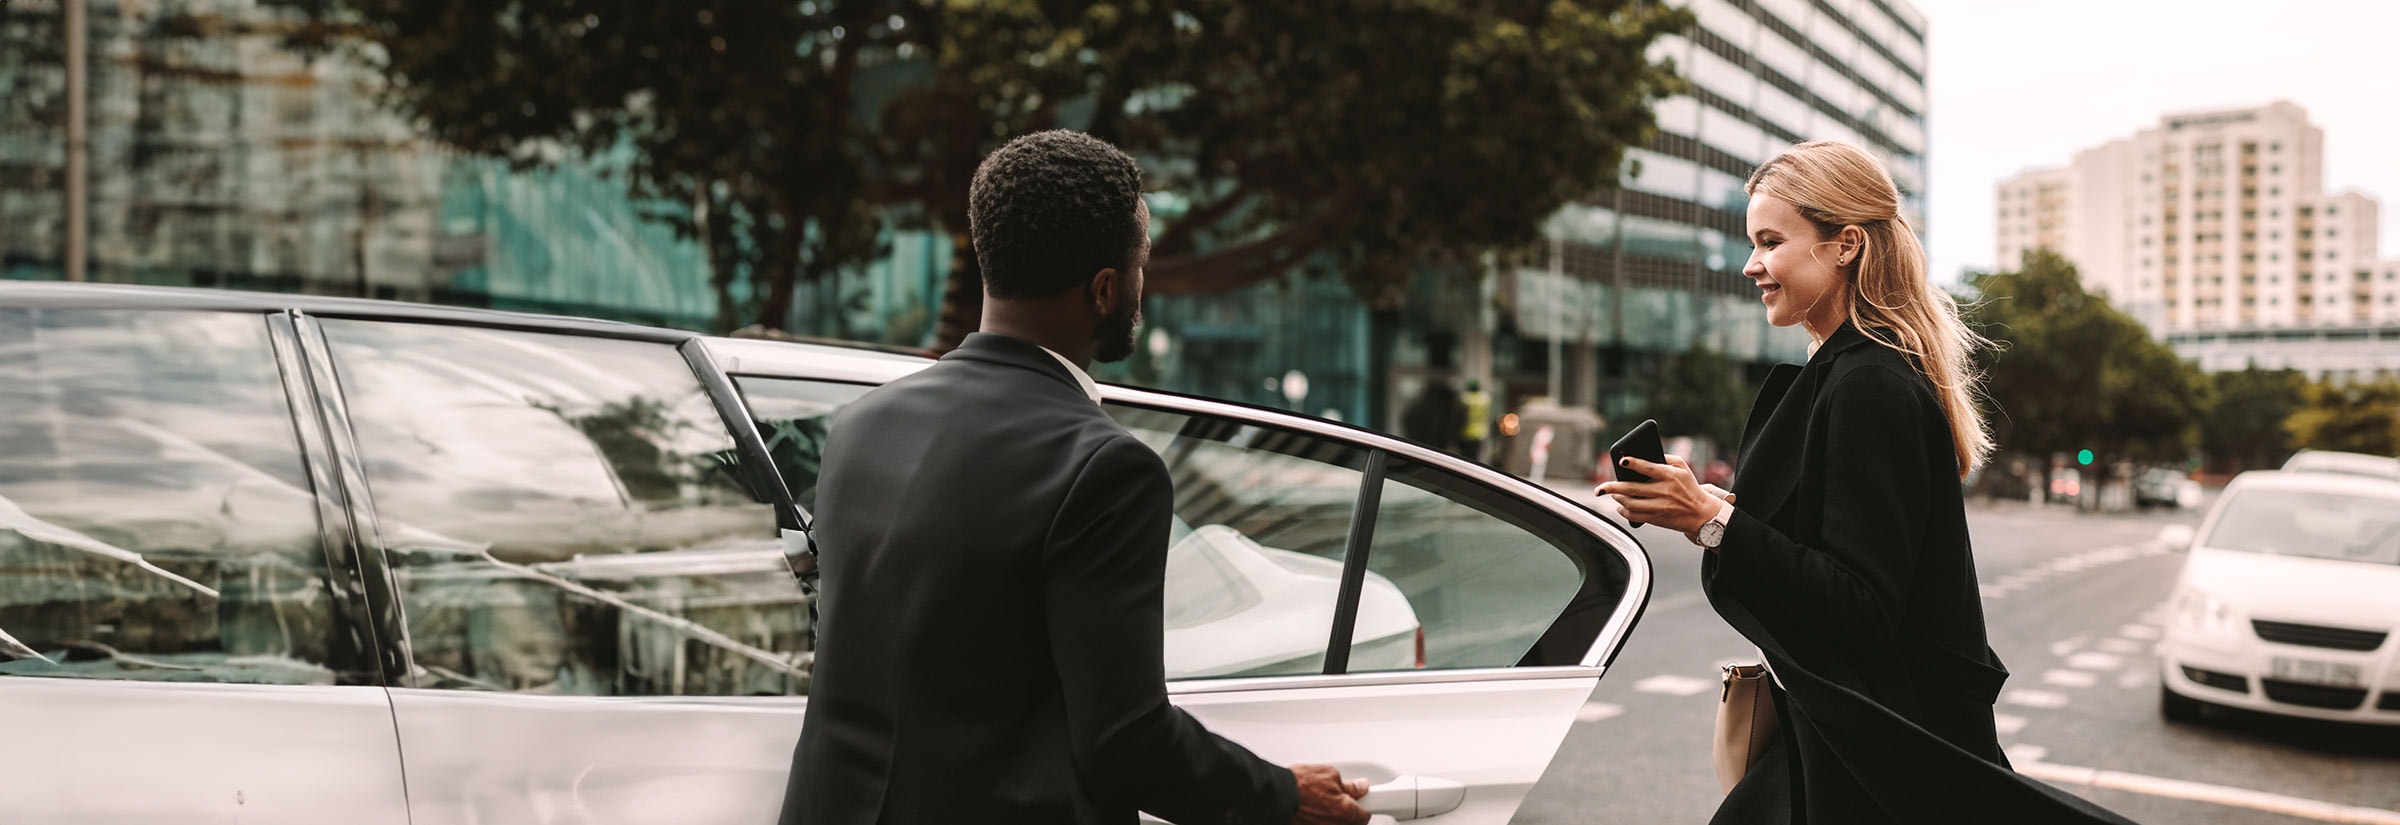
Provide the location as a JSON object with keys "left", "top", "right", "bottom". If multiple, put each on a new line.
{"left": 1037, "top": 345, "right": 1104, "bottom": 405}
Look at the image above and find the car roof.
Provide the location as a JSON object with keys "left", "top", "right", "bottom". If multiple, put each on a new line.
{"left": 2223, "top": 469, "right": 2400, "bottom": 499}
{"left": 2281, "top": 449, "right": 2400, "bottom": 479}
{"left": 1, "top": 281, "right": 924, "bottom": 369}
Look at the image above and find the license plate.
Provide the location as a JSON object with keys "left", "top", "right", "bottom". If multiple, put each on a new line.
{"left": 2270, "top": 657, "right": 2364, "bottom": 688}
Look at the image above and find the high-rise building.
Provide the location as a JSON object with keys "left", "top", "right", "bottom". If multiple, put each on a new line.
{"left": 1995, "top": 102, "right": 2400, "bottom": 380}
{"left": 1459, "top": 0, "right": 1931, "bottom": 428}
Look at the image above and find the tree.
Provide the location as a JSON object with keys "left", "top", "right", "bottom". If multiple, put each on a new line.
{"left": 1642, "top": 346, "right": 1744, "bottom": 456}
{"left": 2202, "top": 366, "right": 2307, "bottom": 473}
{"left": 2285, "top": 377, "right": 2400, "bottom": 457}
{"left": 1968, "top": 250, "right": 2208, "bottom": 499}
{"left": 319, "top": 2, "right": 1689, "bottom": 345}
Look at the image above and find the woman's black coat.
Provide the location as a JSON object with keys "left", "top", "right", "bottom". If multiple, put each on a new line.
{"left": 1705, "top": 324, "right": 2135, "bottom": 824}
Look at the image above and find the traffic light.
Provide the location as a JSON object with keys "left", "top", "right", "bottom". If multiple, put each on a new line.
{"left": 2076, "top": 449, "right": 2094, "bottom": 466}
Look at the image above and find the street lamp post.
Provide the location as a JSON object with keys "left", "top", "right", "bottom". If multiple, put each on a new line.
{"left": 65, "top": 0, "right": 88, "bottom": 282}
{"left": 1548, "top": 235, "right": 1563, "bottom": 402}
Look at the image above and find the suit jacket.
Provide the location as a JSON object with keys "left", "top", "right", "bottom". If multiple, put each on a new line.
{"left": 780, "top": 333, "right": 1297, "bottom": 825}
{"left": 1705, "top": 324, "right": 2134, "bottom": 825}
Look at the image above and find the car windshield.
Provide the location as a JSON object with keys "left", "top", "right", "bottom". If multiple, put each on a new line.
{"left": 2201, "top": 488, "right": 2400, "bottom": 565}
{"left": 2282, "top": 452, "right": 2400, "bottom": 480}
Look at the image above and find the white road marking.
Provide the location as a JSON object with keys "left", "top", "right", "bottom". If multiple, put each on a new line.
{"left": 2042, "top": 669, "right": 2100, "bottom": 688}
{"left": 2005, "top": 743, "right": 2050, "bottom": 765}
{"left": 1980, "top": 585, "right": 2009, "bottom": 600}
{"left": 1993, "top": 713, "right": 2029, "bottom": 735}
{"left": 2066, "top": 652, "right": 2126, "bottom": 671}
{"left": 1575, "top": 702, "right": 1625, "bottom": 723}
{"left": 2018, "top": 761, "right": 2400, "bottom": 824}
{"left": 2003, "top": 689, "right": 2072, "bottom": 709}
{"left": 2119, "top": 624, "right": 2163, "bottom": 640}
{"left": 2097, "top": 638, "right": 2146, "bottom": 654}
{"left": 1631, "top": 674, "right": 1717, "bottom": 697}
{"left": 2118, "top": 670, "right": 2150, "bottom": 689}
{"left": 2048, "top": 637, "right": 2089, "bottom": 657}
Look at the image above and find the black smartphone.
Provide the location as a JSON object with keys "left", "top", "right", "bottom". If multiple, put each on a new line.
{"left": 1607, "top": 419, "right": 1667, "bottom": 527}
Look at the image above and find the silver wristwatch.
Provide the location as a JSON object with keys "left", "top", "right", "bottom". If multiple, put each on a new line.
{"left": 1694, "top": 499, "right": 1733, "bottom": 549}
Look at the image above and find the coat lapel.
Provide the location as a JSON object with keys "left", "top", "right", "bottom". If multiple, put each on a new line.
{"left": 1731, "top": 325, "right": 1877, "bottom": 525}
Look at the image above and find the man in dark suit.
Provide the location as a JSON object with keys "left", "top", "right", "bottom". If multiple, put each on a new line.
{"left": 780, "top": 130, "right": 1371, "bottom": 825}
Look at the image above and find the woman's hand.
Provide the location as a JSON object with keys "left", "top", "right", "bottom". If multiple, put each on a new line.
{"left": 1596, "top": 455, "right": 1721, "bottom": 536}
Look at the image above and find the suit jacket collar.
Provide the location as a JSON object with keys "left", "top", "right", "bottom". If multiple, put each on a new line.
{"left": 1731, "top": 322, "right": 1874, "bottom": 525}
{"left": 943, "top": 332, "right": 1091, "bottom": 401}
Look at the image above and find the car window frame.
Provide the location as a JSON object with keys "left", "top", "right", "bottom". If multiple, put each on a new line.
{"left": 291, "top": 316, "right": 808, "bottom": 692}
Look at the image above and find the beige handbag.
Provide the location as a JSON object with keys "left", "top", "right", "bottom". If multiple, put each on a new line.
{"left": 1713, "top": 663, "right": 1782, "bottom": 793}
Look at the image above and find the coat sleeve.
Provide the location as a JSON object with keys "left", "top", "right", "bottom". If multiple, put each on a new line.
{"left": 1043, "top": 435, "right": 1299, "bottom": 825}
{"left": 1711, "top": 366, "right": 1934, "bottom": 644}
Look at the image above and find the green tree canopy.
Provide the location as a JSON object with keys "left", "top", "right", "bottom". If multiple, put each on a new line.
{"left": 318, "top": 1, "right": 1689, "bottom": 347}
{"left": 2285, "top": 377, "right": 2400, "bottom": 457}
{"left": 1642, "top": 346, "right": 1744, "bottom": 455}
{"left": 1968, "top": 250, "right": 2209, "bottom": 473}
{"left": 2202, "top": 366, "right": 2307, "bottom": 473}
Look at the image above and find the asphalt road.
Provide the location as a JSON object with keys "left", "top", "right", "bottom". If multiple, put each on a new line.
{"left": 1510, "top": 486, "right": 2400, "bottom": 824}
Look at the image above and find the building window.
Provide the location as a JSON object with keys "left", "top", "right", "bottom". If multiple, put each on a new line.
{"left": 2271, "top": 142, "right": 2282, "bottom": 152}
{"left": 2270, "top": 165, "right": 2280, "bottom": 175}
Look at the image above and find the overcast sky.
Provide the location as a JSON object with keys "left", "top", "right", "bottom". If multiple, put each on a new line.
{"left": 1910, "top": 0, "right": 2400, "bottom": 285}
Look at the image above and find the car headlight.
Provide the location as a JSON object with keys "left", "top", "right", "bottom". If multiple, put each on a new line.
{"left": 2173, "top": 589, "right": 2246, "bottom": 637}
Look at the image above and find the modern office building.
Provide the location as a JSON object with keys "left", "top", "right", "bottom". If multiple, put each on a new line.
{"left": 1407, "top": 0, "right": 1930, "bottom": 430}
{"left": 1996, "top": 101, "right": 2400, "bottom": 381}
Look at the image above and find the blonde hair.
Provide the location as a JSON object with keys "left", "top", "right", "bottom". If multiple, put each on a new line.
{"left": 1745, "top": 140, "right": 1992, "bottom": 475}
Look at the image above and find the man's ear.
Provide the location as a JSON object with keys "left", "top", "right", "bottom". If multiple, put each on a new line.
{"left": 1088, "top": 267, "right": 1121, "bottom": 315}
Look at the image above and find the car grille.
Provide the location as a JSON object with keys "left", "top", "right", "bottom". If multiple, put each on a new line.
{"left": 2180, "top": 666, "right": 2248, "bottom": 693}
{"left": 2261, "top": 679, "right": 2369, "bottom": 710}
{"left": 2251, "top": 620, "right": 2389, "bottom": 652}
{"left": 2381, "top": 692, "right": 2400, "bottom": 712}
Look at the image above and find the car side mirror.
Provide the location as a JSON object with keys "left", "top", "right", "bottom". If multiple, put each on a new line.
{"left": 2156, "top": 524, "right": 2196, "bottom": 552}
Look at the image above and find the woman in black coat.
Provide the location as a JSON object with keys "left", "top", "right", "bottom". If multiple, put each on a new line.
{"left": 1602, "top": 141, "right": 2135, "bottom": 825}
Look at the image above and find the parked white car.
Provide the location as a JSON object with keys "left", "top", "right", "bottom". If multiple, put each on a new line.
{"left": 0, "top": 282, "right": 1649, "bottom": 825}
{"left": 2282, "top": 449, "right": 2400, "bottom": 481}
{"left": 2157, "top": 470, "right": 2400, "bottom": 725}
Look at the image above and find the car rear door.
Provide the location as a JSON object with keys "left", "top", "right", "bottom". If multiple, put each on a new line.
{"left": 728, "top": 362, "right": 1649, "bottom": 825}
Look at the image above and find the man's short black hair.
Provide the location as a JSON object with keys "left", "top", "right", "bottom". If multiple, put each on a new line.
{"left": 968, "top": 130, "right": 1147, "bottom": 299}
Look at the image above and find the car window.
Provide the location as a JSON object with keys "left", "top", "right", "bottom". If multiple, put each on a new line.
{"left": 0, "top": 309, "right": 359, "bottom": 685}
{"left": 1348, "top": 459, "right": 1626, "bottom": 672}
{"left": 1107, "top": 405, "right": 1372, "bottom": 679}
{"left": 733, "top": 377, "right": 875, "bottom": 510}
{"left": 2201, "top": 488, "right": 2400, "bottom": 565}
{"left": 319, "top": 321, "right": 800, "bottom": 696}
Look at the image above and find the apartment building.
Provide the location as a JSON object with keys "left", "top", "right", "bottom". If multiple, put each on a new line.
{"left": 1995, "top": 101, "right": 2400, "bottom": 380}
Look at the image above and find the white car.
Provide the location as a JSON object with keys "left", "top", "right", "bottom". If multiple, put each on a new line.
{"left": 0, "top": 282, "right": 1650, "bottom": 825}
{"left": 2282, "top": 449, "right": 2400, "bottom": 481}
{"left": 2157, "top": 470, "right": 2400, "bottom": 725}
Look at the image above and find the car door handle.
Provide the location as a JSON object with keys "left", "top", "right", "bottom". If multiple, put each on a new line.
{"left": 1358, "top": 775, "right": 1466, "bottom": 820}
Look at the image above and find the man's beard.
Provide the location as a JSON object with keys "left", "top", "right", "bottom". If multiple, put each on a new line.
{"left": 1093, "top": 299, "right": 1142, "bottom": 364}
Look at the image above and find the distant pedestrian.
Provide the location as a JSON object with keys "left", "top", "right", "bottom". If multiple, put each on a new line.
{"left": 1457, "top": 379, "right": 1492, "bottom": 462}
{"left": 1401, "top": 378, "right": 1464, "bottom": 454}
{"left": 1599, "top": 141, "right": 2134, "bottom": 825}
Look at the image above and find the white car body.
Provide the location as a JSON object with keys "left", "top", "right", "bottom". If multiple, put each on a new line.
{"left": 2159, "top": 471, "right": 2400, "bottom": 724}
{"left": 0, "top": 284, "right": 1651, "bottom": 825}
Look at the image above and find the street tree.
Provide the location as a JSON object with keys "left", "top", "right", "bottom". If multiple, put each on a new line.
{"left": 317, "top": 2, "right": 1689, "bottom": 349}
{"left": 1642, "top": 346, "right": 1744, "bottom": 458}
{"left": 2201, "top": 366, "right": 2307, "bottom": 472}
{"left": 1968, "top": 250, "right": 2207, "bottom": 500}
{"left": 2285, "top": 377, "right": 2400, "bottom": 457}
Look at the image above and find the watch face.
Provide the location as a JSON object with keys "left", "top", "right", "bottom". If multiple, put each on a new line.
{"left": 1699, "top": 520, "right": 1726, "bottom": 547}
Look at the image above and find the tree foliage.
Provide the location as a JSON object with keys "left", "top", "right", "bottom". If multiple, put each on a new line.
{"left": 316, "top": 1, "right": 1689, "bottom": 345}
{"left": 2201, "top": 366, "right": 2307, "bottom": 473}
{"left": 2285, "top": 377, "right": 2400, "bottom": 457}
{"left": 1643, "top": 346, "right": 1744, "bottom": 455}
{"left": 1967, "top": 250, "right": 2209, "bottom": 470}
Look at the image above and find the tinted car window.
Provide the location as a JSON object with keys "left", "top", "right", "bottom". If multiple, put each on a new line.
{"left": 320, "top": 321, "right": 798, "bottom": 696}
{"left": 0, "top": 309, "right": 354, "bottom": 685}
{"left": 734, "top": 377, "right": 874, "bottom": 510}
{"left": 1351, "top": 459, "right": 1626, "bottom": 672}
{"left": 1106, "top": 405, "right": 1371, "bottom": 679}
